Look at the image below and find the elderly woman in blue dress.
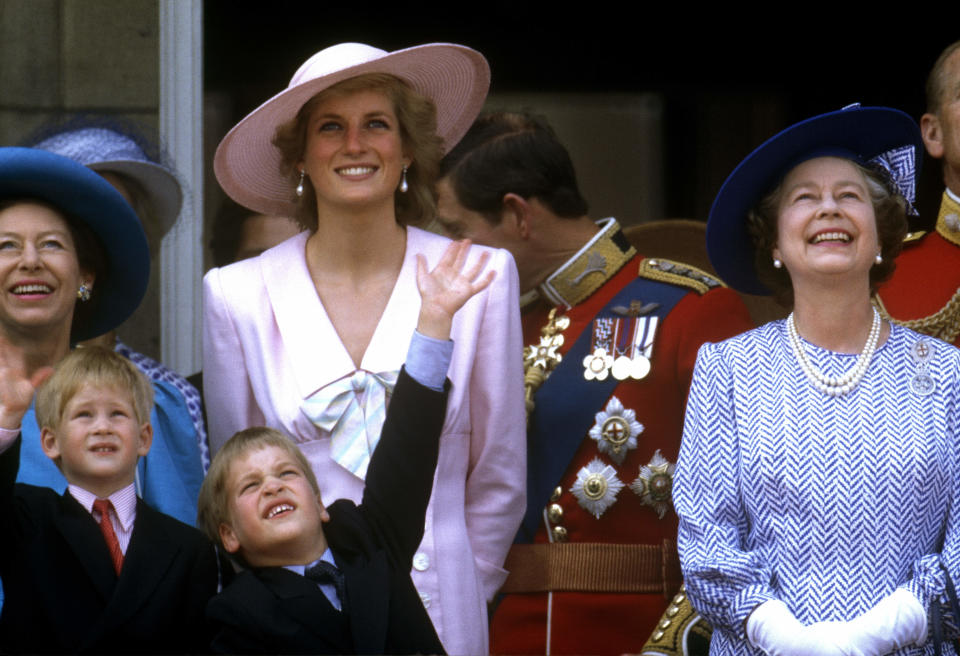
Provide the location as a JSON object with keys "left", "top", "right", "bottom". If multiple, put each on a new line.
{"left": 675, "top": 105, "right": 960, "bottom": 655}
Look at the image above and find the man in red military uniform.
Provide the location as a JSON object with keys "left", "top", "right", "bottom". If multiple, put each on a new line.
{"left": 436, "top": 112, "right": 753, "bottom": 655}
{"left": 877, "top": 40, "right": 960, "bottom": 345}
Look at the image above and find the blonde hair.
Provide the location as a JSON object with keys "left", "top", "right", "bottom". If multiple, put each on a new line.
{"left": 35, "top": 346, "right": 154, "bottom": 430}
{"left": 272, "top": 72, "right": 443, "bottom": 230}
{"left": 197, "top": 427, "right": 320, "bottom": 552}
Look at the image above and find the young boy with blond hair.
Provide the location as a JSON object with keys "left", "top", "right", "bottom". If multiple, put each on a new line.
{"left": 199, "top": 241, "right": 495, "bottom": 654}
{"left": 0, "top": 346, "right": 218, "bottom": 654}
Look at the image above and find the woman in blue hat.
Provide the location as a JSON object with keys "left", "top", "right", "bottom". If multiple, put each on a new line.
{"left": 674, "top": 106, "right": 960, "bottom": 655}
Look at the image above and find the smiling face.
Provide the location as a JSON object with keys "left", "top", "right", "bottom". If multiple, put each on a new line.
{"left": 40, "top": 383, "right": 152, "bottom": 498}
{"left": 219, "top": 444, "right": 329, "bottom": 568}
{"left": 299, "top": 88, "right": 411, "bottom": 218}
{"left": 772, "top": 157, "right": 879, "bottom": 294}
{"left": 0, "top": 202, "right": 93, "bottom": 343}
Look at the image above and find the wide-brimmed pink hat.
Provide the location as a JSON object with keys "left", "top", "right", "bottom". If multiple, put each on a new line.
{"left": 214, "top": 42, "right": 490, "bottom": 217}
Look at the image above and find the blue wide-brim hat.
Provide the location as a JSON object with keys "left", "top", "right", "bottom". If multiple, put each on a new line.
{"left": 706, "top": 105, "right": 923, "bottom": 295}
{"left": 0, "top": 147, "right": 150, "bottom": 340}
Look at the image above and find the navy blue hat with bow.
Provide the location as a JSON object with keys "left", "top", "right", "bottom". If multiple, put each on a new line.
{"left": 706, "top": 104, "right": 923, "bottom": 295}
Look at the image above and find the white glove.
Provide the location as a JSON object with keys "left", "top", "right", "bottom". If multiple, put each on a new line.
{"left": 842, "top": 588, "right": 927, "bottom": 656}
{"left": 747, "top": 600, "right": 847, "bottom": 656}
{"left": 749, "top": 590, "right": 926, "bottom": 656}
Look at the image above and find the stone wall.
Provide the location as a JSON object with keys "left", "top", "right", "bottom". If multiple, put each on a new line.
{"left": 0, "top": 0, "right": 163, "bottom": 359}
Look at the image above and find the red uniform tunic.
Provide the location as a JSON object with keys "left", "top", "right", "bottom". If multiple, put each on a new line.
{"left": 491, "top": 220, "right": 754, "bottom": 656}
{"left": 877, "top": 190, "right": 960, "bottom": 347}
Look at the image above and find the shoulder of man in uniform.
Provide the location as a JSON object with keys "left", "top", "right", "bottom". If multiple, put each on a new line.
{"left": 636, "top": 257, "right": 726, "bottom": 296}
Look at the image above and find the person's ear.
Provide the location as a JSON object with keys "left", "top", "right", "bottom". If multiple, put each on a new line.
{"left": 219, "top": 523, "right": 241, "bottom": 554}
{"left": 137, "top": 422, "right": 153, "bottom": 457}
{"left": 40, "top": 427, "right": 61, "bottom": 461}
{"left": 501, "top": 193, "right": 532, "bottom": 240}
{"left": 921, "top": 112, "right": 944, "bottom": 159}
{"left": 77, "top": 270, "right": 95, "bottom": 302}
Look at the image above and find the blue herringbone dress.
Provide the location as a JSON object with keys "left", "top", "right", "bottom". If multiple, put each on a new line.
{"left": 676, "top": 321, "right": 960, "bottom": 655}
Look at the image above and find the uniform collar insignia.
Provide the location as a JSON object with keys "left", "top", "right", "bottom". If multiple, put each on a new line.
{"left": 936, "top": 189, "right": 960, "bottom": 247}
{"left": 539, "top": 218, "right": 636, "bottom": 309}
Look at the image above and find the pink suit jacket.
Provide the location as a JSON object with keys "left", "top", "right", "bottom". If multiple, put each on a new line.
{"left": 202, "top": 227, "right": 526, "bottom": 656}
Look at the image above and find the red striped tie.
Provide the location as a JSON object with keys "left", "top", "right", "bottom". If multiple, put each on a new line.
{"left": 92, "top": 499, "right": 124, "bottom": 575}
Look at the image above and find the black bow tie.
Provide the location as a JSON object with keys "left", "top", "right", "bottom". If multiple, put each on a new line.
{"left": 305, "top": 560, "right": 347, "bottom": 611}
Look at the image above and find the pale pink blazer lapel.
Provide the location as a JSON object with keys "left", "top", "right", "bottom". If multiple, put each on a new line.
{"left": 259, "top": 232, "right": 353, "bottom": 399}
{"left": 260, "top": 231, "right": 421, "bottom": 399}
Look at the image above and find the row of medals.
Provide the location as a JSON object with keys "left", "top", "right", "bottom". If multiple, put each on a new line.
{"left": 585, "top": 348, "right": 651, "bottom": 381}
{"left": 528, "top": 312, "right": 653, "bottom": 382}
{"left": 525, "top": 310, "right": 672, "bottom": 521}
{"left": 582, "top": 315, "right": 653, "bottom": 381}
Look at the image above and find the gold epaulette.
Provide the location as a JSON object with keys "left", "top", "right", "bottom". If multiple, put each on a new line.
{"left": 638, "top": 258, "right": 725, "bottom": 295}
{"left": 903, "top": 230, "right": 927, "bottom": 243}
{"left": 641, "top": 586, "right": 712, "bottom": 655}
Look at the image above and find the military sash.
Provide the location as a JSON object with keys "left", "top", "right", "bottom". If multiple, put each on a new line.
{"left": 517, "top": 276, "right": 688, "bottom": 542}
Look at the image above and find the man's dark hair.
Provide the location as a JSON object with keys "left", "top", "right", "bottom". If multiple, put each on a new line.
{"left": 439, "top": 111, "right": 588, "bottom": 224}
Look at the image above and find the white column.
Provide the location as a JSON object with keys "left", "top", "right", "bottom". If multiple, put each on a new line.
{"left": 158, "top": 0, "right": 203, "bottom": 375}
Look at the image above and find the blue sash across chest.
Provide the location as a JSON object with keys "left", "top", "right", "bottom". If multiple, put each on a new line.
{"left": 518, "top": 276, "right": 689, "bottom": 542}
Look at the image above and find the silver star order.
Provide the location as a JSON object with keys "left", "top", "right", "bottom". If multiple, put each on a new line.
{"left": 582, "top": 347, "right": 614, "bottom": 381}
{"left": 630, "top": 449, "right": 675, "bottom": 519}
{"left": 525, "top": 334, "right": 563, "bottom": 370}
{"left": 571, "top": 458, "right": 624, "bottom": 519}
{"left": 588, "top": 396, "right": 644, "bottom": 464}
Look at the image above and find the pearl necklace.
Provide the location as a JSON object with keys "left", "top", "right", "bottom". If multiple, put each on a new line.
{"left": 786, "top": 307, "right": 882, "bottom": 397}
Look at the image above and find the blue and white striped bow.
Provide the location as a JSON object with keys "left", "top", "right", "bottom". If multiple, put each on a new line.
{"left": 301, "top": 369, "right": 400, "bottom": 479}
{"left": 871, "top": 145, "right": 919, "bottom": 216}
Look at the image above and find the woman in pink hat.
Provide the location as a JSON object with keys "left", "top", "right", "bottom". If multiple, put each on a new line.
{"left": 203, "top": 42, "right": 526, "bottom": 655}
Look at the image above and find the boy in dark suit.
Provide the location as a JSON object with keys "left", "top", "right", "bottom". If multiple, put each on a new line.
{"left": 198, "top": 240, "right": 494, "bottom": 654}
{"left": 0, "top": 345, "right": 218, "bottom": 654}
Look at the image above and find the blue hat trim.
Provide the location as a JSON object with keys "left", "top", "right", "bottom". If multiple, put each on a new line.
{"left": 0, "top": 147, "right": 150, "bottom": 340}
{"left": 706, "top": 105, "right": 922, "bottom": 295}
